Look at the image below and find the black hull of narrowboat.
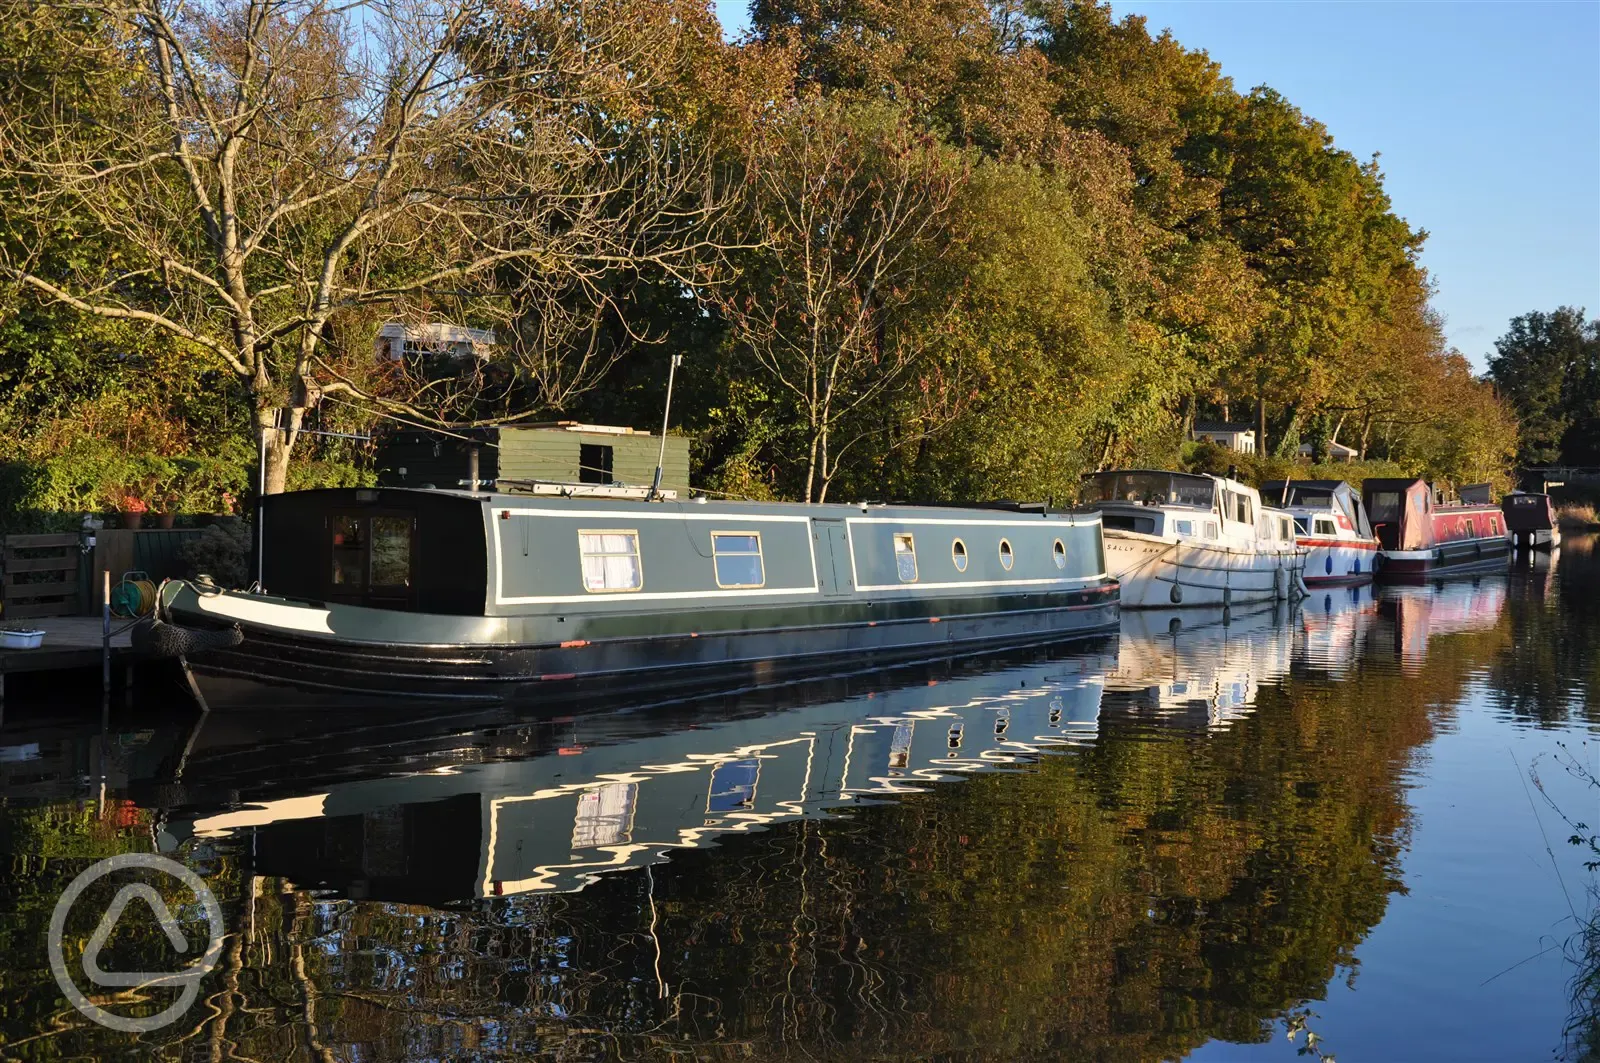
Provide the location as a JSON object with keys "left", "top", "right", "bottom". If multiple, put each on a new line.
{"left": 1378, "top": 539, "right": 1511, "bottom": 582}
{"left": 181, "top": 588, "right": 1121, "bottom": 712}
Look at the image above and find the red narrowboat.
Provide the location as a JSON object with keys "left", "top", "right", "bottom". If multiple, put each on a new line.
{"left": 1361, "top": 478, "right": 1511, "bottom": 579}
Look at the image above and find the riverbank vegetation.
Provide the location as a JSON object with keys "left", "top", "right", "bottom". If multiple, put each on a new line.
{"left": 0, "top": 0, "right": 1520, "bottom": 514}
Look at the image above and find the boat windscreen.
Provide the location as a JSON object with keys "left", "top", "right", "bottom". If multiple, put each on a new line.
{"left": 1289, "top": 489, "right": 1333, "bottom": 508}
{"left": 1082, "top": 472, "right": 1214, "bottom": 508}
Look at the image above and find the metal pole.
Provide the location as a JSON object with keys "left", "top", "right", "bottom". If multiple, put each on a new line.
{"left": 650, "top": 354, "right": 683, "bottom": 499}
{"left": 256, "top": 422, "right": 268, "bottom": 588}
{"left": 101, "top": 569, "right": 111, "bottom": 697}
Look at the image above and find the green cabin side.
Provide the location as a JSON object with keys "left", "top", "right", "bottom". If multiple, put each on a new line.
{"left": 259, "top": 489, "right": 1109, "bottom": 624}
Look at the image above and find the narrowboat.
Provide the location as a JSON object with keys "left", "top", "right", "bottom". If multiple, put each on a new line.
{"left": 161, "top": 487, "right": 1120, "bottom": 711}
{"left": 1501, "top": 491, "right": 1561, "bottom": 551}
{"left": 1078, "top": 469, "right": 1305, "bottom": 608}
{"left": 1361, "top": 478, "right": 1510, "bottom": 579}
{"left": 1263, "top": 479, "right": 1380, "bottom": 585}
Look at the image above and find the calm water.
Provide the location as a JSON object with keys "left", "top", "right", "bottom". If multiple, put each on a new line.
{"left": 2, "top": 539, "right": 1597, "bottom": 1062}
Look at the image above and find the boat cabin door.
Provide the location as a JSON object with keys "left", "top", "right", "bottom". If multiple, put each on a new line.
{"left": 811, "top": 519, "right": 853, "bottom": 597}
{"left": 327, "top": 511, "right": 417, "bottom": 609}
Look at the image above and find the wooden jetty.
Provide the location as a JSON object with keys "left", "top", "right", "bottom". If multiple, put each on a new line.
{"left": 0, "top": 616, "right": 136, "bottom": 701}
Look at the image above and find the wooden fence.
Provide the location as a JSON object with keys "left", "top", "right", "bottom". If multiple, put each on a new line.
{"left": 1, "top": 533, "right": 82, "bottom": 619}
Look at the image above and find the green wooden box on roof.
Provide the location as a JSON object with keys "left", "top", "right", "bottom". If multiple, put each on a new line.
{"left": 376, "top": 422, "right": 691, "bottom": 494}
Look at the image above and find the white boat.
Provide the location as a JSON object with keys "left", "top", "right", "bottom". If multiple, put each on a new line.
{"left": 1263, "top": 479, "right": 1380, "bottom": 585}
{"left": 1079, "top": 469, "right": 1304, "bottom": 609}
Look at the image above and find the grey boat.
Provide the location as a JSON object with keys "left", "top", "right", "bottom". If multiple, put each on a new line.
{"left": 163, "top": 487, "right": 1120, "bottom": 710}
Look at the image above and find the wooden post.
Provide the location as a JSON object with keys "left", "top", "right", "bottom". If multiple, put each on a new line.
{"left": 102, "top": 569, "right": 111, "bottom": 697}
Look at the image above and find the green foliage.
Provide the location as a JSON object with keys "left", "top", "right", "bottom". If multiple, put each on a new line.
{"left": 1, "top": 0, "right": 1521, "bottom": 504}
{"left": 178, "top": 520, "right": 254, "bottom": 588}
{"left": 1489, "top": 308, "right": 1600, "bottom": 466}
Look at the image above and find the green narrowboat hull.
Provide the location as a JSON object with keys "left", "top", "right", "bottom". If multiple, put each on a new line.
{"left": 165, "top": 488, "right": 1120, "bottom": 711}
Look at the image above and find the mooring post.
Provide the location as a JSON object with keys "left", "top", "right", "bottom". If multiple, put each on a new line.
{"left": 102, "top": 568, "right": 111, "bottom": 698}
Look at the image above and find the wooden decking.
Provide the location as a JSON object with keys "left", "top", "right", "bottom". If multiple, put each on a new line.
{"left": 0, "top": 616, "right": 135, "bottom": 678}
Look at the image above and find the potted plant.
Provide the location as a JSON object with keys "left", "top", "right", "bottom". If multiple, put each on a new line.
{"left": 152, "top": 487, "right": 179, "bottom": 528}
{"left": 119, "top": 494, "right": 149, "bottom": 529}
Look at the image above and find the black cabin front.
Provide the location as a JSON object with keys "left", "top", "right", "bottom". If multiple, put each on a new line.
{"left": 261, "top": 489, "right": 488, "bottom": 615}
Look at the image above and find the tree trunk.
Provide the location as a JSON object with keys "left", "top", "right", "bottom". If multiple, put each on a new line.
{"left": 1254, "top": 387, "right": 1267, "bottom": 460}
{"left": 257, "top": 405, "right": 311, "bottom": 495}
{"left": 803, "top": 423, "right": 821, "bottom": 505}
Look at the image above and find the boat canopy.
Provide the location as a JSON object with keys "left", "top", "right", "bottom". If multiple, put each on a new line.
{"left": 1261, "top": 480, "right": 1373, "bottom": 539}
{"left": 1361, "top": 478, "right": 1432, "bottom": 551}
{"left": 1080, "top": 470, "right": 1216, "bottom": 509}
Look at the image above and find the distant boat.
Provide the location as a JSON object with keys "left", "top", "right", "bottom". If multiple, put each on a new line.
{"left": 1079, "top": 469, "right": 1304, "bottom": 608}
{"left": 1263, "top": 479, "right": 1380, "bottom": 585}
{"left": 1361, "top": 478, "right": 1510, "bottom": 579}
{"left": 1501, "top": 491, "right": 1561, "bottom": 551}
{"left": 162, "top": 487, "right": 1120, "bottom": 711}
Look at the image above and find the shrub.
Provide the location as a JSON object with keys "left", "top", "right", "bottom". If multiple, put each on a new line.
{"left": 178, "top": 520, "right": 253, "bottom": 588}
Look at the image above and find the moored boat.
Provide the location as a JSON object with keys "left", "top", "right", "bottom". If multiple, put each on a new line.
{"left": 1361, "top": 478, "right": 1510, "bottom": 579}
{"left": 162, "top": 486, "right": 1120, "bottom": 711}
{"left": 1263, "top": 479, "right": 1380, "bottom": 585}
{"left": 1079, "top": 469, "right": 1304, "bottom": 609}
{"left": 1501, "top": 491, "right": 1561, "bottom": 551}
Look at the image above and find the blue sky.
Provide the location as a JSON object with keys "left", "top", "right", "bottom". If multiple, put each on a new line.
{"left": 712, "top": 1, "right": 1600, "bottom": 370}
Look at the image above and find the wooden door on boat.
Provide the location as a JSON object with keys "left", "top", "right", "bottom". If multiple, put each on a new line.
{"left": 812, "top": 519, "right": 852, "bottom": 596}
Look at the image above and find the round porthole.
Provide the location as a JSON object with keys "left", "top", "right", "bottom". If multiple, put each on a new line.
{"left": 1052, "top": 538, "right": 1067, "bottom": 569}
{"left": 998, "top": 539, "right": 1014, "bottom": 571}
{"left": 952, "top": 538, "right": 969, "bottom": 573}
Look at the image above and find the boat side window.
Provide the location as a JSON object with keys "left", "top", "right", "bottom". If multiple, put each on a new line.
{"left": 1174, "top": 519, "right": 1194, "bottom": 537}
{"left": 893, "top": 533, "right": 918, "bottom": 582}
{"left": 1293, "top": 516, "right": 1309, "bottom": 533}
{"left": 951, "top": 538, "right": 968, "bottom": 573}
{"left": 1053, "top": 538, "right": 1067, "bottom": 569}
{"left": 998, "top": 538, "right": 1014, "bottom": 571}
{"left": 1465, "top": 517, "right": 1475, "bottom": 538}
{"left": 1369, "top": 491, "right": 1401, "bottom": 522}
{"left": 1205, "top": 521, "right": 1219, "bottom": 539}
{"left": 711, "top": 532, "right": 764, "bottom": 588}
{"left": 1314, "top": 518, "right": 1336, "bottom": 536}
{"left": 579, "top": 530, "right": 643, "bottom": 592}
{"left": 1280, "top": 517, "right": 1294, "bottom": 541}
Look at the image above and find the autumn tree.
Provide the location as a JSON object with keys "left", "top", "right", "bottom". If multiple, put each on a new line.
{"left": 0, "top": 0, "right": 734, "bottom": 492}
{"left": 716, "top": 98, "right": 962, "bottom": 503}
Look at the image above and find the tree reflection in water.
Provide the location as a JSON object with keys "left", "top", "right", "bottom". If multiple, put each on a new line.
{"left": 9, "top": 546, "right": 1600, "bottom": 1062}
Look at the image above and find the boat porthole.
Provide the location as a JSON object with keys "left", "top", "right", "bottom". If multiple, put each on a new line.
{"left": 952, "top": 538, "right": 968, "bottom": 572}
{"left": 998, "top": 539, "right": 1014, "bottom": 571}
{"left": 1052, "top": 538, "right": 1067, "bottom": 569}
{"left": 1325, "top": 556, "right": 1333, "bottom": 574}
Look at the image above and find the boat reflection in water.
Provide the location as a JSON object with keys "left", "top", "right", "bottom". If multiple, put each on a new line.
{"left": 1103, "top": 601, "right": 1298, "bottom": 729}
{"left": 157, "top": 649, "right": 1112, "bottom": 901}
{"left": 150, "top": 577, "right": 1455, "bottom": 903}
{"left": 1383, "top": 576, "right": 1508, "bottom": 673}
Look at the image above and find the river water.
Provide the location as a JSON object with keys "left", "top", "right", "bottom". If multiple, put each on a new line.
{"left": 1, "top": 539, "right": 1597, "bottom": 1062}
